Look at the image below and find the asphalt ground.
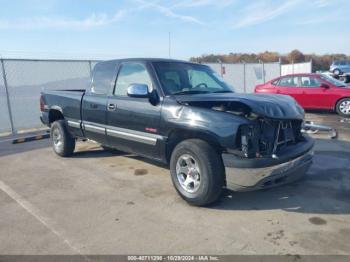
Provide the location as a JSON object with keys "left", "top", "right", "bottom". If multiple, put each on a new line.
{"left": 0, "top": 112, "right": 349, "bottom": 255}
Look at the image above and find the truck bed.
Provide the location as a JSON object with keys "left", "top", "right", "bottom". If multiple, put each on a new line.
{"left": 41, "top": 89, "right": 85, "bottom": 126}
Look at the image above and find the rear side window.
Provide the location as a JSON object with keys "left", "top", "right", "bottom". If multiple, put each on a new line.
{"left": 114, "top": 63, "right": 153, "bottom": 96}
{"left": 91, "top": 61, "right": 117, "bottom": 95}
{"left": 279, "top": 76, "right": 298, "bottom": 87}
{"left": 300, "top": 77, "right": 320, "bottom": 87}
{"left": 271, "top": 79, "right": 279, "bottom": 85}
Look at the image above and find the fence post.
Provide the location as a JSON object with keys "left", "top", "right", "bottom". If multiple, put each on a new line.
{"left": 1, "top": 58, "right": 16, "bottom": 135}
{"left": 310, "top": 59, "right": 313, "bottom": 73}
{"left": 279, "top": 57, "right": 282, "bottom": 76}
{"left": 261, "top": 60, "right": 265, "bottom": 84}
{"left": 88, "top": 60, "right": 93, "bottom": 80}
{"left": 243, "top": 62, "right": 246, "bottom": 93}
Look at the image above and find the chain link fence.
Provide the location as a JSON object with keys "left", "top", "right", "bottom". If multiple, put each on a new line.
{"left": 205, "top": 62, "right": 282, "bottom": 93}
{"left": 0, "top": 59, "right": 99, "bottom": 134}
{"left": 0, "top": 60, "right": 12, "bottom": 134}
{"left": 0, "top": 58, "right": 310, "bottom": 135}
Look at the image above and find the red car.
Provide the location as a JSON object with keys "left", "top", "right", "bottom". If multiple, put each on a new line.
{"left": 255, "top": 73, "right": 350, "bottom": 117}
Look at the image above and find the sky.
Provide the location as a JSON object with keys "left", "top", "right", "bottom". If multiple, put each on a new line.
{"left": 0, "top": 0, "right": 349, "bottom": 60}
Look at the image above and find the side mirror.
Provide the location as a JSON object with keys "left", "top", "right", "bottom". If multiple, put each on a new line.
{"left": 320, "top": 83, "right": 330, "bottom": 89}
{"left": 127, "top": 84, "right": 149, "bottom": 98}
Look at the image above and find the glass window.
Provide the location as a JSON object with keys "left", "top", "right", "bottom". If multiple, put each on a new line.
{"left": 301, "top": 77, "right": 320, "bottom": 87}
{"left": 278, "top": 76, "right": 298, "bottom": 87}
{"left": 153, "top": 62, "right": 233, "bottom": 95}
{"left": 340, "top": 61, "right": 346, "bottom": 66}
{"left": 188, "top": 69, "right": 222, "bottom": 89}
{"left": 114, "top": 63, "right": 153, "bottom": 96}
{"left": 91, "top": 61, "right": 117, "bottom": 95}
{"left": 271, "top": 79, "right": 279, "bottom": 85}
{"left": 320, "top": 75, "right": 346, "bottom": 87}
{"left": 163, "top": 71, "right": 181, "bottom": 87}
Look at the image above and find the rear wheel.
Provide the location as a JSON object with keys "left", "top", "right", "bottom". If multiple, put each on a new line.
{"left": 170, "top": 139, "right": 224, "bottom": 206}
{"left": 50, "top": 120, "right": 75, "bottom": 157}
{"left": 336, "top": 98, "right": 350, "bottom": 117}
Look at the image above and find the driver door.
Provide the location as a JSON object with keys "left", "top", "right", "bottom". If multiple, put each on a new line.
{"left": 106, "top": 62, "right": 163, "bottom": 159}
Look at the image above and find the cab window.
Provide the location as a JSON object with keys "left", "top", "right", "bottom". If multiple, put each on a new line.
{"left": 114, "top": 63, "right": 153, "bottom": 96}
{"left": 91, "top": 61, "right": 117, "bottom": 95}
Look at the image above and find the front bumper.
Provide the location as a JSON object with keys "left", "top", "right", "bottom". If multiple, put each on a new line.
{"left": 222, "top": 137, "right": 314, "bottom": 191}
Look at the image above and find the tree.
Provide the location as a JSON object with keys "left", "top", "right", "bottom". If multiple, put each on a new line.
{"left": 190, "top": 51, "right": 350, "bottom": 72}
{"left": 287, "top": 49, "right": 305, "bottom": 63}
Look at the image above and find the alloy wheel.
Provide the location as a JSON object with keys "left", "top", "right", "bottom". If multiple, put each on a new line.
{"left": 176, "top": 154, "right": 201, "bottom": 193}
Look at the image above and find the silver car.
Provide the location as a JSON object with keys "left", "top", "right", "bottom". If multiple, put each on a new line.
{"left": 330, "top": 60, "right": 350, "bottom": 75}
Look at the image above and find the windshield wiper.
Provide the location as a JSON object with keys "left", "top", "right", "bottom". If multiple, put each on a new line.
{"left": 213, "top": 90, "right": 233, "bottom": 93}
{"left": 172, "top": 90, "right": 211, "bottom": 95}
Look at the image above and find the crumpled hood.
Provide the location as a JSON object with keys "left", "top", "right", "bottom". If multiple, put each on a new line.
{"left": 174, "top": 93, "right": 305, "bottom": 120}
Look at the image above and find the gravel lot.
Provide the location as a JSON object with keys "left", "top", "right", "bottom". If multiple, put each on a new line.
{"left": 0, "top": 113, "right": 349, "bottom": 255}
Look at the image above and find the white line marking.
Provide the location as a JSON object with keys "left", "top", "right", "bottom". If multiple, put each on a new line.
{"left": 0, "top": 180, "right": 88, "bottom": 258}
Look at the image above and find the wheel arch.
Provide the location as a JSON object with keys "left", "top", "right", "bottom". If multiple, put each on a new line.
{"left": 165, "top": 128, "right": 223, "bottom": 163}
{"left": 48, "top": 108, "right": 64, "bottom": 124}
{"left": 335, "top": 97, "right": 350, "bottom": 110}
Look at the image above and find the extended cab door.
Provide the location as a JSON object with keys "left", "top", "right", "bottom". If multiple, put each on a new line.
{"left": 106, "top": 62, "right": 163, "bottom": 159}
{"left": 81, "top": 61, "right": 118, "bottom": 145}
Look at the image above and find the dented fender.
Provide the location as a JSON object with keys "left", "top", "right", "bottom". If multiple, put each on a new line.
{"left": 174, "top": 93, "right": 305, "bottom": 120}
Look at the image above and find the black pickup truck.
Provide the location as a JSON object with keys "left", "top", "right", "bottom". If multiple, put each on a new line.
{"left": 40, "top": 58, "right": 314, "bottom": 206}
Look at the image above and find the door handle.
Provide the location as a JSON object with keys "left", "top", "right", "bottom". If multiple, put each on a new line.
{"left": 107, "top": 103, "right": 117, "bottom": 111}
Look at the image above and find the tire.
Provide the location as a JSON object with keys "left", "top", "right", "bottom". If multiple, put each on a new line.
{"left": 50, "top": 120, "right": 76, "bottom": 157}
{"left": 170, "top": 139, "right": 224, "bottom": 206}
{"left": 345, "top": 75, "right": 350, "bottom": 84}
{"left": 333, "top": 69, "right": 341, "bottom": 76}
{"left": 336, "top": 98, "right": 350, "bottom": 117}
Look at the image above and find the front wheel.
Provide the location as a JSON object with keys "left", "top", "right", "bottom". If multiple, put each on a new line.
{"left": 336, "top": 98, "right": 350, "bottom": 117}
{"left": 50, "top": 120, "right": 76, "bottom": 157}
{"left": 170, "top": 139, "right": 224, "bottom": 206}
{"left": 333, "top": 69, "right": 341, "bottom": 76}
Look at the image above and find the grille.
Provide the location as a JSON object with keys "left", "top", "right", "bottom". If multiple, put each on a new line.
{"left": 238, "top": 118, "right": 303, "bottom": 158}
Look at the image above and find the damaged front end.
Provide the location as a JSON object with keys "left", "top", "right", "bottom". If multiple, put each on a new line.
{"left": 175, "top": 93, "right": 314, "bottom": 191}
{"left": 235, "top": 118, "right": 304, "bottom": 160}
{"left": 223, "top": 116, "right": 314, "bottom": 191}
{"left": 223, "top": 115, "right": 313, "bottom": 191}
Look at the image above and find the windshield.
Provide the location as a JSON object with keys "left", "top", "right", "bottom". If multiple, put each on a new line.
{"left": 153, "top": 62, "right": 234, "bottom": 95}
{"left": 320, "top": 74, "right": 346, "bottom": 87}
